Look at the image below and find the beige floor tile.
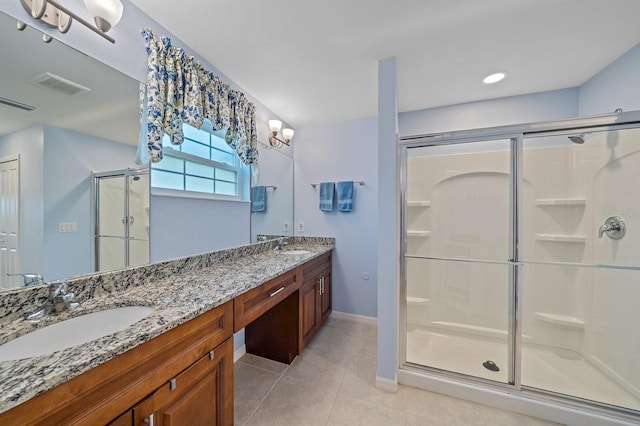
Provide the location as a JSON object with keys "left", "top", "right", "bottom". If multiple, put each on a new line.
{"left": 284, "top": 344, "right": 348, "bottom": 388}
{"left": 327, "top": 393, "right": 406, "bottom": 425}
{"left": 239, "top": 353, "right": 289, "bottom": 375}
{"left": 338, "top": 353, "right": 405, "bottom": 411}
{"left": 234, "top": 362, "right": 282, "bottom": 425}
{"left": 245, "top": 375, "right": 338, "bottom": 426}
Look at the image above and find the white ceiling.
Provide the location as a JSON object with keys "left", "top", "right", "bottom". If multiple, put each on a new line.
{"left": 129, "top": 0, "right": 640, "bottom": 128}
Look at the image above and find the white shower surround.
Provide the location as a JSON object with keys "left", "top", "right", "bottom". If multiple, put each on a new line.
{"left": 403, "top": 127, "right": 640, "bottom": 420}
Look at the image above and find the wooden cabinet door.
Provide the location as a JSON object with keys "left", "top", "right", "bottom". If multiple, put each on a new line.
{"left": 108, "top": 409, "right": 133, "bottom": 426}
{"left": 158, "top": 371, "right": 218, "bottom": 426}
{"left": 300, "top": 279, "right": 320, "bottom": 348}
{"left": 319, "top": 271, "right": 332, "bottom": 324}
{"left": 146, "top": 337, "right": 233, "bottom": 426}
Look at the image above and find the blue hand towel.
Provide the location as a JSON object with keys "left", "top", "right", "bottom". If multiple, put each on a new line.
{"left": 337, "top": 181, "right": 354, "bottom": 212}
{"left": 251, "top": 186, "right": 266, "bottom": 212}
{"left": 319, "top": 182, "right": 334, "bottom": 211}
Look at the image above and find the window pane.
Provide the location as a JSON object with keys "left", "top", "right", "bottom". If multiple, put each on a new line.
{"left": 216, "top": 180, "right": 237, "bottom": 196}
{"left": 183, "top": 124, "right": 209, "bottom": 144}
{"left": 186, "top": 161, "right": 214, "bottom": 178}
{"left": 152, "top": 170, "right": 183, "bottom": 190}
{"left": 153, "top": 155, "right": 183, "bottom": 173}
{"left": 216, "top": 168, "right": 237, "bottom": 183}
{"left": 211, "top": 135, "right": 232, "bottom": 153}
{"left": 186, "top": 176, "right": 214, "bottom": 193}
{"left": 181, "top": 140, "right": 210, "bottom": 158}
{"left": 211, "top": 149, "right": 235, "bottom": 166}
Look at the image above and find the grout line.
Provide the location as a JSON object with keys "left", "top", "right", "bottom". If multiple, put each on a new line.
{"left": 242, "top": 360, "right": 291, "bottom": 425}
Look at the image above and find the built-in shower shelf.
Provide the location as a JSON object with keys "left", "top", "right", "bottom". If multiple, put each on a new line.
{"left": 407, "top": 230, "right": 431, "bottom": 237}
{"left": 535, "top": 198, "right": 586, "bottom": 206}
{"left": 407, "top": 296, "right": 430, "bottom": 306}
{"left": 407, "top": 201, "right": 431, "bottom": 207}
{"left": 535, "top": 312, "right": 585, "bottom": 329}
{"left": 535, "top": 234, "right": 586, "bottom": 243}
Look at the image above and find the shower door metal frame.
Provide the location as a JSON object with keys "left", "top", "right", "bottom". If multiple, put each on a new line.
{"left": 92, "top": 167, "right": 150, "bottom": 272}
{"left": 399, "top": 109, "right": 640, "bottom": 420}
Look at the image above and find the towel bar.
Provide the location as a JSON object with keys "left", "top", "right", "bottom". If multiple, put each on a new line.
{"left": 311, "top": 181, "right": 364, "bottom": 188}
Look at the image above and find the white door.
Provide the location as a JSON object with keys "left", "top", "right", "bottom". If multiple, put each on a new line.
{"left": 0, "top": 157, "right": 20, "bottom": 290}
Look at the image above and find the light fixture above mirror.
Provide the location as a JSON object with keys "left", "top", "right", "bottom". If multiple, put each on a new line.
{"left": 268, "top": 119, "right": 294, "bottom": 148}
{"left": 19, "top": 0, "right": 123, "bottom": 43}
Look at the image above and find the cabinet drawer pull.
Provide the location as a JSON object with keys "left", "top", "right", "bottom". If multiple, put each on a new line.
{"left": 169, "top": 378, "right": 176, "bottom": 390}
{"left": 144, "top": 414, "right": 154, "bottom": 426}
{"left": 209, "top": 350, "right": 215, "bottom": 360}
{"left": 270, "top": 286, "right": 285, "bottom": 297}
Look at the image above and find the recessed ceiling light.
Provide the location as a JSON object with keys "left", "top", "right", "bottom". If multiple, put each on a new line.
{"left": 483, "top": 72, "right": 506, "bottom": 84}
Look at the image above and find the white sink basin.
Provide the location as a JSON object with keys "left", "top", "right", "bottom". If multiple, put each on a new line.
{"left": 0, "top": 306, "right": 154, "bottom": 362}
{"left": 279, "top": 250, "right": 311, "bottom": 255}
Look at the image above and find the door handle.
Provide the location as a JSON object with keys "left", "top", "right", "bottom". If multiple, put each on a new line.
{"left": 143, "top": 413, "right": 154, "bottom": 426}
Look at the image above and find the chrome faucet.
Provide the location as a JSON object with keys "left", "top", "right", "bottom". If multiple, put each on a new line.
{"left": 7, "top": 273, "right": 44, "bottom": 287}
{"left": 598, "top": 216, "right": 626, "bottom": 240}
{"left": 25, "top": 280, "right": 79, "bottom": 320}
{"left": 274, "top": 237, "right": 289, "bottom": 251}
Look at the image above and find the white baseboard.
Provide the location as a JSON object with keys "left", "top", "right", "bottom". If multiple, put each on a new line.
{"left": 330, "top": 310, "right": 377, "bottom": 326}
{"left": 376, "top": 375, "right": 398, "bottom": 393}
{"left": 233, "top": 344, "right": 246, "bottom": 363}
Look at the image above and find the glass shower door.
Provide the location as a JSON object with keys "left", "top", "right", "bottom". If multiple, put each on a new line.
{"left": 521, "top": 127, "right": 640, "bottom": 411}
{"left": 404, "top": 138, "right": 515, "bottom": 384}
{"left": 95, "top": 171, "right": 149, "bottom": 272}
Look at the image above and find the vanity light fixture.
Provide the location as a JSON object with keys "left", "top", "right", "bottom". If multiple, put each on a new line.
{"left": 483, "top": 72, "right": 506, "bottom": 84}
{"left": 19, "top": 0, "right": 123, "bottom": 44}
{"left": 268, "top": 120, "right": 295, "bottom": 148}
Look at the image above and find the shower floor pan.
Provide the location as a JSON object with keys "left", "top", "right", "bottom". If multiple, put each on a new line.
{"left": 407, "top": 325, "right": 640, "bottom": 411}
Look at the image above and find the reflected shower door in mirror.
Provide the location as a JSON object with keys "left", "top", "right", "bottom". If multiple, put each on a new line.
{"left": 250, "top": 143, "right": 294, "bottom": 242}
{"left": 95, "top": 169, "right": 150, "bottom": 272}
{"left": 0, "top": 11, "right": 141, "bottom": 287}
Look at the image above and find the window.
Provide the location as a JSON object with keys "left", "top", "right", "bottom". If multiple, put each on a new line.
{"left": 151, "top": 122, "right": 246, "bottom": 199}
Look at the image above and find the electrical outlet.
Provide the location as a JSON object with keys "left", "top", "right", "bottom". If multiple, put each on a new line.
{"left": 297, "top": 221, "right": 304, "bottom": 233}
{"left": 283, "top": 221, "right": 290, "bottom": 232}
{"left": 58, "top": 222, "right": 77, "bottom": 233}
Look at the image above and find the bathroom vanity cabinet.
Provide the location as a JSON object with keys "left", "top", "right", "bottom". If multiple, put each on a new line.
{"left": 300, "top": 252, "right": 332, "bottom": 351}
{"left": 0, "top": 246, "right": 333, "bottom": 425}
{"left": 0, "top": 301, "right": 234, "bottom": 426}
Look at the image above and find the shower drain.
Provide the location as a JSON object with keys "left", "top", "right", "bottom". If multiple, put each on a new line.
{"left": 482, "top": 360, "right": 500, "bottom": 372}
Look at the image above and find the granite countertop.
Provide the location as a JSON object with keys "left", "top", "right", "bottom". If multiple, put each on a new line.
{"left": 0, "top": 239, "right": 333, "bottom": 414}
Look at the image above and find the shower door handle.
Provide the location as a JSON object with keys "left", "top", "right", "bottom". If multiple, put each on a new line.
{"left": 598, "top": 216, "right": 625, "bottom": 239}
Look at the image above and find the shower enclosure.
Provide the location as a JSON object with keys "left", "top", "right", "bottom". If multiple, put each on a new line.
{"left": 93, "top": 168, "right": 149, "bottom": 272}
{"left": 400, "top": 112, "right": 640, "bottom": 421}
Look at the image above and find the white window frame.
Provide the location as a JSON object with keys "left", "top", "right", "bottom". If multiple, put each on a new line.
{"left": 150, "top": 124, "right": 247, "bottom": 202}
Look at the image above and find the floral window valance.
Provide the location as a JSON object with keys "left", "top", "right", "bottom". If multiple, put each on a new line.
{"left": 140, "top": 28, "right": 258, "bottom": 165}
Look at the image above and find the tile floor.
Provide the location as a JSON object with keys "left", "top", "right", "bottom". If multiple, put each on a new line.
{"left": 234, "top": 316, "right": 562, "bottom": 425}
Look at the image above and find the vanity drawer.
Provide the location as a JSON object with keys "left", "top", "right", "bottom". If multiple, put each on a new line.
{"left": 234, "top": 269, "right": 299, "bottom": 331}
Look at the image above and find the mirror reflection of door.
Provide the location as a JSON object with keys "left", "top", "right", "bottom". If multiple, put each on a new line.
{"left": 95, "top": 169, "right": 149, "bottom": 272}
{"left": 0, "top": 156, "right": 19, "bottom": 290}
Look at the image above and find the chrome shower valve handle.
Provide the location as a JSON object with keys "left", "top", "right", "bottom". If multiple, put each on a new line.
{"left": 598, "top": 216, "right": 626, "bottom": 240}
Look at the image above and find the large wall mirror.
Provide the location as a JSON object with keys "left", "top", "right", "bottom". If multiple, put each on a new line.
{"left": 0, "top": 10, "right": 295, "bottom": 292}
{"left": 0, "top": 11, "right": 142, "bottom": 290}
{"left": 250, "top": 144, "right": 294, "bottom": 242}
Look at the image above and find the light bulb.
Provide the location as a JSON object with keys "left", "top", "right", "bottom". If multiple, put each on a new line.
{"left": 268, "top": 120, "right": 282, "bottom": 133}
{"left": 84, "top": 0, "right": 123, "bottom": 32}
{"left": 282, "top": 128, "right": 294, "bottom": 141}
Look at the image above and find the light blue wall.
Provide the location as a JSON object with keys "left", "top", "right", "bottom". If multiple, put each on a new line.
{"left": 293, "top": 116, "right": 378, "bottom": 317}
{"left": 400, "top": 88, "right": 579, "bottom": 136}
{"left": 579, "top": 43, "right": 640, "bottom": 116}
{"left": 42, "top": 126, "right": 137, "bottom": 280}
{"left": 0, "top": 126, "right": 45, "bottom": 276}
{"left": 149, "top": 197, "right": 250, "bottom": 261}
